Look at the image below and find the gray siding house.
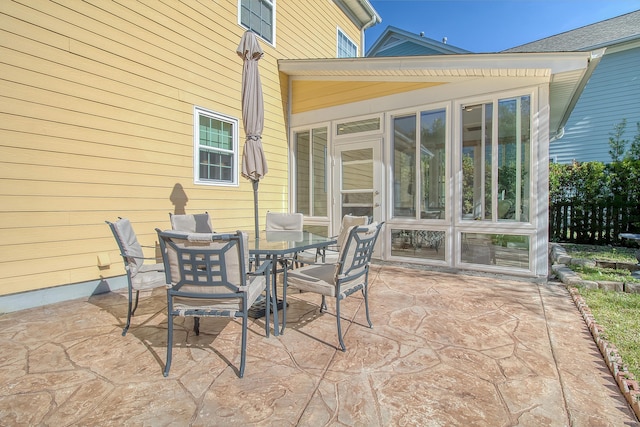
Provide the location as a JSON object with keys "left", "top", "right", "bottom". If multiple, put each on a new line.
{"left": 504, "top": 10, "right": 640, "bottom": 164}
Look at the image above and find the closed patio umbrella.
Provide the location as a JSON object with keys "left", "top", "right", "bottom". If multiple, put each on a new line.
{"left": 237, "top": 30, "right": 268, "bottom": 237}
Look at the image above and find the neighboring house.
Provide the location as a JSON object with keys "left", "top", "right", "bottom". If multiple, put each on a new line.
{"left": 366, "top": 25, "right": 469, "bottom": 57}
{"left": 504, "top": 10, "right": 640, "bottom": 163}
{"left": 0, "top": 0, "right": 599, "bottom": 312}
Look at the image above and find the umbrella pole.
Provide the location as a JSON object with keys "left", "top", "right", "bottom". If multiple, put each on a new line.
{"left": 253, "top": 179, "right": 259, "bottom": 237}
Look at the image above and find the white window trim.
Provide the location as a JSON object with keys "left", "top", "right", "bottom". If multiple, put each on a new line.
{"left": 336, "top": 26, "right": 358, "bottom": 58}
{"left": 238, "top": 0, "right": 276, "bottom": 48}
{"left": 193, "top": 106, "right": 239, "bottom": 187}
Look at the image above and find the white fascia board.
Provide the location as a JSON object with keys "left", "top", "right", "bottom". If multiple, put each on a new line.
{"left": 279, "top": 51, "right": 593, "bottom": 79}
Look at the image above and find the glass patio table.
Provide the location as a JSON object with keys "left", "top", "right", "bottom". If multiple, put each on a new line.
{"left": 248, "top": 231, "right": 337, "bottom": 335}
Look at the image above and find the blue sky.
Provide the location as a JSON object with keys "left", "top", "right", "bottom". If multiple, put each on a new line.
{"left": 364, "top": 0, "right": 640, "bottom": 53}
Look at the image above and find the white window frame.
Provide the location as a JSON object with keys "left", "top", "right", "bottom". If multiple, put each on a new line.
{"left": 193, "top": 106, "right": 239, "bottom": 187}
{"left": 239, "top": 0, "right": 276, "bottom": 47}
{"left": 337, "top": 27, "right": 358, "bottom": 58}
{"left": 333, "top": 113, "right": 384, "bottom": 139}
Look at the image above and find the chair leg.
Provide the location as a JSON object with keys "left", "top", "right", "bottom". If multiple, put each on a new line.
{"left": 194, "top": 317, "right": 200, "bottom": 335}
{"left": 131, "top": 289, "right": 140, "bottom": 316}
{"left": 336, "top": 297, "right": 346, "bottom": 352}
{"left": 363, "top": 285, "right": 372, "bottom": 328}
{"left": 265, "top": 272, "right": 271, "bottom": 338}
{"left": 164, "top": 313, "right": 174, "bottom": 377}
{"left": 122, "top": 287, "right": 138, "bottom": 336}
{"left": 239, "top": 313, "right": 247, "bottom": 378}
{"left": 280, "top": 267, "right": 288, "bottom": 334}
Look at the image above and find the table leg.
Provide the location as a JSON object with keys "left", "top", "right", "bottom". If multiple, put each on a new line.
{"left": 268, "top": 254, "right": 280, "bottom": 336}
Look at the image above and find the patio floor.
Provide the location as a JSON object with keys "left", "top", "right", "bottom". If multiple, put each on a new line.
{"left": 1, "top": 264, "right": 638, "bottom": 426}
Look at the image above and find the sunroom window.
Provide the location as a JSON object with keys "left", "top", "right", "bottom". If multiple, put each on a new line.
{"left": 392, "top": 108, "right": 447, "bottom": 219}
{"left": 294, "top": 127, "right": 328, "bottom": 217}
{"left": 240, "top": 0, "right": 274, "bottom": 44}
{"left": 194, "top": 107, "right": 238, "bottom": 186}
{"left": 461, "top": 96, "right": 530, "bottom": 222}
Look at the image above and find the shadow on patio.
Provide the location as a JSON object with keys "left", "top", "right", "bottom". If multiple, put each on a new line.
{"left": 0, "top": 265, "right": 637, "bottom": 426}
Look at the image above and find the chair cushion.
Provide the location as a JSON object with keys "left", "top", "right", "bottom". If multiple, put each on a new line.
{"left": 131, "top": 268, "right": 166, "bottom": 291}
{"left": 287, "top": 263, "right": 337, "bottom": 297}
{"left": 170, "top": 213, "right": 213, "bottom": 233}
{"left": 112, "top": 218, "right": 145, "bottom": 273}
{"left": 265, "top": 212, "right": 303, "bottom": 231}
{"left": 164, "top": 232, "right": 249, "bottom": 287}
{"left": 336, "top": 215, "right": 368, "bottom": 250}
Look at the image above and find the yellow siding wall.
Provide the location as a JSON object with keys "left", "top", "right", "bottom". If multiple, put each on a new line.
{"left": 0, "top": 0, "right": 363, "bottom": 295}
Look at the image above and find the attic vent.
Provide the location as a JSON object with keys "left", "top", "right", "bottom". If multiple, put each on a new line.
{"left": 466, "top": 126, "right": 482, "bottom": 132}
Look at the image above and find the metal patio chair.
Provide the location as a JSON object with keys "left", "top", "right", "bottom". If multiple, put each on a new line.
{"left": 156, "top": 229, "right": 272, "bottom": 378}
{"left": 284, "top": 222, "right": 383, "bottom": 350}
{"left": 105, "top": 218, "right": 166, "bottom": 336}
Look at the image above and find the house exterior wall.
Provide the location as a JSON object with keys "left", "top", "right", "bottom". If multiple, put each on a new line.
{"left": 0, "top": 0, "right": 362, "bottom": 297}
{"left": 550, "top": 44, "right": 640, "bottom": 163}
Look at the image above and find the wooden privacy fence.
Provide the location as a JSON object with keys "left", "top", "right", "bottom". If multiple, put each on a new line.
{"left": 550, "top": 201, "right": 640, "bottom": 245}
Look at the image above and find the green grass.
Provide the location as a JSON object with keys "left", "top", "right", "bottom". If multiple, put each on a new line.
{"left": 576, "top": 288, "right": 640, "bottom": 383}
{"left": 569, "top": 264, "right": 640, "bottom": 283}
{"left": 561, "top": 243, "right": 638, "bottom": 263}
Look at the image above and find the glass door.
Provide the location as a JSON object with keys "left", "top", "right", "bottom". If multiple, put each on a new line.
{"left": 333, "top": 140, "right": 383, "bottom": 252}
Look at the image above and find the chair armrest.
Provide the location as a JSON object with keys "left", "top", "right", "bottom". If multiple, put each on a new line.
{"left": 249, "top": 259, "right": 272, "bottom": 277}
{"left": 121, "top": 252, "right": 159, "bottom": 261}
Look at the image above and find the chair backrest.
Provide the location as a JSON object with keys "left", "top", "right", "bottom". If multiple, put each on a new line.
{"left": 336, "top": 215, "right": 369, "bottom": 250}
{"left": 337, "top": 222, "right": 383, "bottom": 283}
{"left": 106, "top": 218, "right": 145, "bottom": 274}
{"left": 157, "top": 230, "right": 248, "bottom": 296}
{"left": 265, "top": 212, "right": 303, "bottom": 231}
{"left": 169, "top": 212, "right": 213, "bottom": 233}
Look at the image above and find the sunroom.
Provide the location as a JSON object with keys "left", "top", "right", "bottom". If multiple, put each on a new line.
{"left": 279, "top": 51, "right": 603, "bottom": 278}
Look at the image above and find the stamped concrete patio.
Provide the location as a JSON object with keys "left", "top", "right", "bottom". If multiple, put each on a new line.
{"left": 0, "top": 264, "right": 638, "bottom": 426}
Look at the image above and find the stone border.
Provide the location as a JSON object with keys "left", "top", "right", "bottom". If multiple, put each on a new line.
{"left": 549, "top": 243, "right": 640, "bottom": 419}
{"left": 549, "top": 243, "right": 640, "bottom": 293}
{"left": 569, "top": 287, "right": 640, "bottom": 419}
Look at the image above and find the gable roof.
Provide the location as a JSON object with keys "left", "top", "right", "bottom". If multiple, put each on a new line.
{"left": 504, "top": 10, "right": 640, "bottom": 52}
{"left": 367, "top": 26, "right": 470, "bottom": 57}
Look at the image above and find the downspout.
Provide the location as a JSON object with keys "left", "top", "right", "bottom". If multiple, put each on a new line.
{"left": 360, "top": 15, "right": 378, "bottom": 57}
